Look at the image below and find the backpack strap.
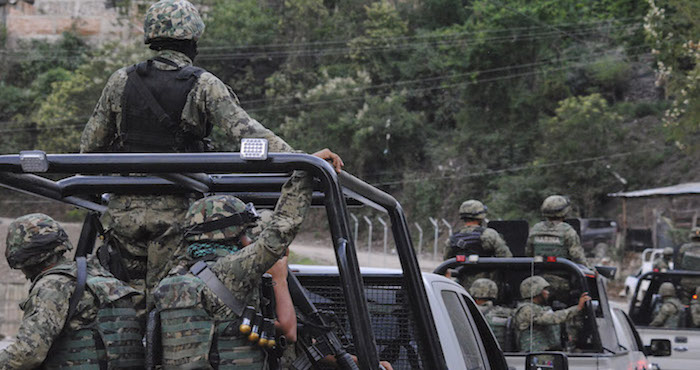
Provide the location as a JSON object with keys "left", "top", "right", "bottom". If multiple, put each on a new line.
{"left": 67, "top": 256, "right": 88, "bottom": 323}
{"left": 190, "top": 261, "right": 245, "bottom": 316}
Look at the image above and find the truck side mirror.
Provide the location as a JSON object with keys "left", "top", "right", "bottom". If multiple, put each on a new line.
{"left": 644, "top": 339, "right": 672, "bottom": 357}
{"left": 595, "top": 265, "right": 617, "bottom": 280}
{"left": 525, "top": 352, "right": 569, "bottom": 370}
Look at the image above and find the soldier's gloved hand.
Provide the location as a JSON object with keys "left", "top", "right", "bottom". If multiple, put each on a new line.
{"left": 577, "top": 292, "right": 591, "bottom": 311}
{"left": 312, "top": 148, "right": 344, "bottom": 173}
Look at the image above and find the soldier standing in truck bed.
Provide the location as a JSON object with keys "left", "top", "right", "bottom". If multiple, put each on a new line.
{"left": 526, "top": 195, "right": 587, "bottom": 266}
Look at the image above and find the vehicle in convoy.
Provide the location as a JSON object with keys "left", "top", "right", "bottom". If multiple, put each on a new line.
{"left": 629, "top": 270, "right": 700, "bottom": 370}
{"left": 621, "top": 248, "right": 667, "bottom": 298}
{"left": 434, "top": 256, "right": 671, "bottom": 370}
{"left": 577, "top": 218, "right": 617, "bottom": 258}
{"left": 0, "top": 149, "right": 568, "bottom": 370}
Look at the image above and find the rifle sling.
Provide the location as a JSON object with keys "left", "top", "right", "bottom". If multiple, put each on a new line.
{"left": 190, "top": 261, "right": 244, "bottom": 316}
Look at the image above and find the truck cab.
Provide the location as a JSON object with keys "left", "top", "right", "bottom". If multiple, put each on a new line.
{"left": 629, "top": 270, "right": 700, "bottom": 370}
{"left": 434, "top": 257, "right": 669, "bottom": 370}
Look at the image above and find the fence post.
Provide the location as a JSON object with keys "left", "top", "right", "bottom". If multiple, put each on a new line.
{"left": 414, "top": 222, "right": 423, "bottom": 256}
{"left": 441, "top": 218, "right": 453, "bottom": 237}
{"left": 377, "top": 217, "right": 388, "bottom": 265}
{"left": 429, "top": 217, "right": 439, "bottom": 260}
{"left": 363, "top": 216, "right": 373, "bottom": 265}
{"left": 350, "top": 213, "right": 359, "bottom": 248}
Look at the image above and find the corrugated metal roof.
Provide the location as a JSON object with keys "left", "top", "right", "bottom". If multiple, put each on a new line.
{"left": 608, "top": 182, "right": 700, "bottom": 198}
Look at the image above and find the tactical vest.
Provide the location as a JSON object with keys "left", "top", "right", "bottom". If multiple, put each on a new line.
{"left": 662, "top": 298, "right": 684, "bottom": 328}
{"left": 34, "top": 262, "right": 144, "bottom": 369}
{"left": 691, "top": 302, "right": 700, "bottom": 328}
{"left": 680, "top": 244, "right": 700, "bottom": 271}
{"left": 119, "top": 58, "right": 208, "bottom": 153}
{"left": 447, "top": 227, "right": 484, "bottom": 258}
{"left": 156, "top": 271, "right": 265, "bottom": 369}
{"left": 484, "top": 306, "right": 512, "bottom": 350}
{"left": 515, "top": 304, "right": 561, "bottom": 352}
{"left": 530, "top": 228, "right": 567, "bottom": 258}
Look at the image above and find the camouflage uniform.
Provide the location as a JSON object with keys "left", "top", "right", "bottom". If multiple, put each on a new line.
{"left": 650, "top": 283, "right": 683, "bottom": 328}
{"left": 677, "top": 228, "right": 700, "bottom": 302}
{"left": 153, "top": 171, "right": 312, "bottom": 368}
{"left": 526, "top": 221, "right": 587, "bottom": 266}
{"left": 0, "top": 214, "right": 143, "bottom": 369}
{"left": 653, "top": 255, "right": 672, "bottom": 272}
{"left": 514, "top": 276, "right": 581, "bottom": 352}
{"left": 443, "top": 225, "right": 512, "bottom": 260}
{"left": 80, "top": 0, "right": 293, "bottom": 305}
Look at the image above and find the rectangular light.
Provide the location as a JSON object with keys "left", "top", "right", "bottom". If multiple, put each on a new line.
{"left": 19, "top": 150, "right": 49, "bottom": 172}
{"left": 240, "top": 138, "right": 269, "bottom": 160}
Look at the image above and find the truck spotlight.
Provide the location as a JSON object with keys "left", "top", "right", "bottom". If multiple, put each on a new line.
{"left": 19, "top": 150, "right": 49, "bottom": 172}
{"left": 240, "top": 138, "right": 269, "bottom": 160}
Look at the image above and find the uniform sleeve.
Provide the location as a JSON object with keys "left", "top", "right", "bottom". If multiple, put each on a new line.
{"left": 483, "top": 229, "right": 512, "bottom": 257}
{"left": 80, "top": 69, "right": 126, "bottom": 153}
{"left": 191, "top": 73, "right": 294, "bottom": 152}
{"left": 0, "top": 277, "right": 74, "bottom": 369}
{"left": 443, "top": 237, "right": 453, "bottom": 260}
{"left": 649, "top": 303, "right": 676, "bottom": 327}
{"left": 214, "top": 171, "right": 313, "bottom": 289}
{"left": 564, "top": 228, "right": 588, "bottom": 266}
{"left": 525, "top": 234, "right": 534, "bottom": 257}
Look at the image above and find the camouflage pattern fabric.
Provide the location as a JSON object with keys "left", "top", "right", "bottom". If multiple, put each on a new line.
{"left": 80, "top": 50, "right": 293, "bottom": 154}
{"left": 184, "top": 195, "right": 258, "bottom": 243}
{"left": 679, "top": 242, "right": 700, "bottom": 271}
{"left": 0, "top": 256, "right": 142, "bottom": 368}
{"left": 649, "top": 297, "right": 683, "bottom": 328}
{"left": 513, "top": 301, "right": 579, "bottom": 352}
{"left": 478, "top": 301, "right": 513, "bottom": 348}
{"left": 99, "top": 193, "right": 190, "bottom": 311}
{"left": 443, "top": 225, "right": 512, "bottom": 260}
{"left": 5, "top": 213, "right": 72, "bottom": 269}
{"left": 526, "top": 221, "right": 588, "bottom": 266}
{"left": 144, "top": 0, "right": 205, "bottom": 43}
{"left": 154, "top": 171, "right": 312, "bottom": 368}
{"left": 691, "top": 288, "right": 700, "bottom": 327}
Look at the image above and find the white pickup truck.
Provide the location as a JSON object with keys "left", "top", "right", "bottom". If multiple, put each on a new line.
{"left": 629, "top": 270, "right": 700, "bottom": 370}
{"left": 434, "top": 257, "right": 671, "bottom": 370}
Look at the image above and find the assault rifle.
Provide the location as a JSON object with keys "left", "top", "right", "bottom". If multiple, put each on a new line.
{"left": 287, "top": 261, "right": 360, "bottom": 370}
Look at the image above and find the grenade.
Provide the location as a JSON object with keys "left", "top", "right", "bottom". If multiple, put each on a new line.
{"left": 239, "top": 306, "right": 256, "bottom": 334}
{"left": 248, "top": 313, "right": 263, "bottom": 342}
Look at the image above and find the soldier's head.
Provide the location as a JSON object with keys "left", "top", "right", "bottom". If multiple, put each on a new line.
{"left": 520, "top": 276, "right": 550, "bottom": 303}
{"left": 663, "top": 247, "right": 674, "bottom": 259}
{"left": 658, "top": 282, "right": 676, "bottom": 298}
{"left": 469, "top": 278, "right": 498, "bottom": 304}
{"left": 183, "top": 195, "right": 260, "bottom": 259}
{"left": 690, "top": 227, "right": 700, "bottom": 241}
{"left": 5, "top": 213, "right": 73, "bottom": 280}
{"left": 459, "top": 200, "right": 487, "bottom": 224}
{"left": 541, "top": 195, "right": 570, "bottom": 220}
{"left": 143, "top": 0, "right": 205, "bottom": 60}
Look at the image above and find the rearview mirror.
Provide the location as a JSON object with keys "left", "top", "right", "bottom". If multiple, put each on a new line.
{"left": 595, "top": 265, "right": 617, "bottom": 280}
{"left": 525, "top": 352, "right": 569, "bottom": 370}
{"left": 645, "top": 339, "right": 672, "bottom": 357}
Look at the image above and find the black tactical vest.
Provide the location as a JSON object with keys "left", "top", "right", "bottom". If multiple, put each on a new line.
{"left": 447, "top": 227, "right": 485, "bottom": 257}
{"left": 119, "top": 58, "right": 208, "bottom": 153}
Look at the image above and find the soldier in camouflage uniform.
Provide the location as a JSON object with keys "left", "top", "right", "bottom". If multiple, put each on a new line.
{"left": 469, "top": 278, "right": 513, "bottom": 349}
{"left": 677, "top": 228, "right": 700, "bottom": 302}
{"left": 690, "top": 287, "right": 700, "bottom": 327}
{"left": 152, "top": 149, "right": 340, "bottom": 369}
{"left": 513, "top": 276, "right": 590, "bottom": 352}
{"left": 526, "top": 195, "right": 587, "bottom": 266}
{"left": 0, "top": 214, "right": 143, "bottom": 368}
{"left": 80, "top": 0, "right": 317, "bottom": 309}
{"left": 653, "top": 247, "right": 674, "bottom": 272}
{"left": 650, "top": 282, "right": 683, "bottom": 328}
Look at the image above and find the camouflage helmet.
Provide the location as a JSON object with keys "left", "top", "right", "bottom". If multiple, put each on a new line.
{"left": 459, "top": 199, "right": 487, "bottom": 220}
{"left": 469, "top": 278, "right": 498, "bottom": 300}
{"left": 520, "top": 276, "right": 550, "bottom": 299}
{"left": 541, "top": 195, "right": 570, "bottom": 218}
{"left": 183, "top": 195, "right": 260, "bottom": 242}
{"left": 658, "top": 282, "right": 676, "bottom": 297}
{"left": 5, "top": 213, "right": 72, "bottom": 269}
{"left": 143, "top": 0, "right": 205, "bottom": 44}
{"left": 663, "top": 247, "right": 674, "bottom": 256}
{"left": 690, "top": 227, "right": 700, "bottom": 240}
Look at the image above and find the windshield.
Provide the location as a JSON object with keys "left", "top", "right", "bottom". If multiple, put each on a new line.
{"left": 629, "top": 272, "right": 700, "bottom": 330}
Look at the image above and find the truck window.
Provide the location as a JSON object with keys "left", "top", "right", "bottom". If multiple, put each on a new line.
{"left": 441, "top": 291, "right": 488, "bottom": 369}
